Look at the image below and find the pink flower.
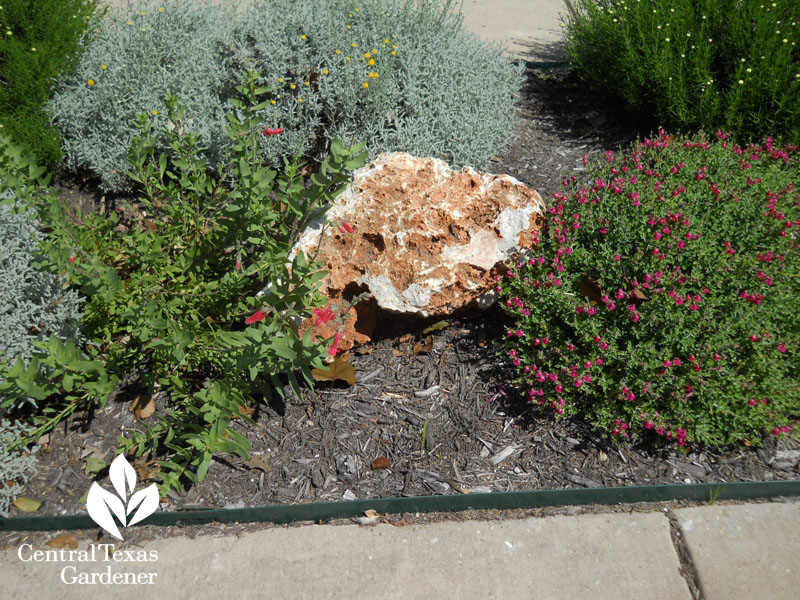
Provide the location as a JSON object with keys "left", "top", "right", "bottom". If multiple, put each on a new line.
{"left": 245, "top": 310, "right": 267, "bottom": 325}
{"left": 68, "top": 255, "right": 75, "bottom": 263}
{"left": 341, "top": 221, "right": 355, "bottom": 233}
{"left": 235, "top": 259, "right": 242, "bottom": 271}
{"left": 777, "top": 343, "right": 787, "bottom": 353}
{"left": 313, "top": 307, "right": 335, "bottom": 326}
{"left": 263, "top": 127, "right": 284, "bottom": 136}
{"left": 328, "top": 330, "right": 343, "bottom": 357}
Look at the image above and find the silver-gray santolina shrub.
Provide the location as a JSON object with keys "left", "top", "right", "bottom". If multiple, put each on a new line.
{"left": 47, "top": 0, "right": 524, "bottom": 191}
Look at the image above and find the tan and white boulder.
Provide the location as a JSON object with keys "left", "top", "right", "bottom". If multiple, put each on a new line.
{"left": 292, "top": 152, "right": 545, "bottom": 350}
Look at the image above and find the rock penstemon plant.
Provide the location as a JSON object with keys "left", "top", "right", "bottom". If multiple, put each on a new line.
{"left": 500, "top": 131, "right": 799, "bottom": 448}
{"left": 11, "top": 73, "right": 366, "bottom": 494}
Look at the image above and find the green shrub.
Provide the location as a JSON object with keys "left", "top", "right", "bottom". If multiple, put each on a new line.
{"left": 27, "top": 77, "right": 366, "bottom": 493}
{"left": 499, "top": 130, "right": 799, "bottom": 448}
{"left": 0, "top": 134, "right": 86, "bottom": 417}
{"left": 46, "top": 0, "right": 523, "bottom": 191}
{"left": 0, "top": 0, "right": 105, "bottom": 169}
{"left": 0, "top": 418, "right": 37, "bottom": 517}
{"left": 563, "top": 0, "right": 800, "bottom": 144}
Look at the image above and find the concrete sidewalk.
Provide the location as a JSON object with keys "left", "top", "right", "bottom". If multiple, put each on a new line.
{"left": 1, "top": 501, "right": 798, "bottom": 599}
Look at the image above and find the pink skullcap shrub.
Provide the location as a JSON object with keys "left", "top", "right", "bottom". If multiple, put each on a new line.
{"left": 499, "top": 130, "right": 799, "bottom": 448}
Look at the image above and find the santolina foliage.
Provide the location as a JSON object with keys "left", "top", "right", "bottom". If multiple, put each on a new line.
{"left": 46, "top": 0, "right": 523, "bottom": 191}
{"left": 563, "top": 0, "right": 800, "bottom": 144}
{"left": 0, "top": 135, "right": 85, "bottom": 417}
{"left": 0, "top": 418, "right": 38, "bottom": 518}
{"left": 499, "top": 131, "right": 799, "bottom": 448}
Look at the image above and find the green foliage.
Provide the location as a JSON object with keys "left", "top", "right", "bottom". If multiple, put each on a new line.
{"left": 499, "top": 131, "right": 799, "bottom": 448}
{"left": 46, "top": 0, "right": 523, "bottom": 191}
{"left": 0, "top": 0, "right": 106, "bottom": 169}
{"left": 563, "top": 0, "right": 800, "bottom": 144}
{"left": 0, "top": 418, "right": 37, "bottom": 517}
{"left": 0, "top": 134, "right": 86, "bottom": 416}
{"left": 30, "top": 79, "right": 366, "bottom": 494}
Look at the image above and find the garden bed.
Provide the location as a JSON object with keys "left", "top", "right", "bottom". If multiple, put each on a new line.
{"left": 7, "top": 67, "right": 797, "bottom": 532}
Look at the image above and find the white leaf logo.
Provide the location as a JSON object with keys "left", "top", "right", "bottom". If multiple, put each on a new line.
{"left": 86, "top": 454, "right": 159, "bottom": 540}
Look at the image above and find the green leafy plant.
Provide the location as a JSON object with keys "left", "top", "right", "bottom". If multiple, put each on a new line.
{"left": 0, "top": 0, "right": 106, "bottom": 168}
{"left": 24, "top": 74, "right": 366, "bottom": 494}
{"left": 46, "top": 0, "right": 523, "bottom": 191}
{"left": 563, "top": 0, "right": 800, "bottom": 144}
{"left": 499, "top": 130, "right": 799, "bottom": 449}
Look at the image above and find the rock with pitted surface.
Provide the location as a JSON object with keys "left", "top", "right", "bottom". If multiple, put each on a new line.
{"left": 292, "top": 152, "right": 545, "bottom": 351}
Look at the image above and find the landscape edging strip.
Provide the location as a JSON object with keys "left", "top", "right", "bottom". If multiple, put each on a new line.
{"left": 1, "top": 480, "right": 798, "bottom": 532}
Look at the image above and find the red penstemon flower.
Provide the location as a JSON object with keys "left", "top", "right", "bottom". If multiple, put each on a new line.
{"left": 328, "top": 330, "right": 343, "bottom": 357}
{"left": 263, "top": 127, "right": 284, "bottom": 136}
{"left": 313, "top": 307, "right": 335, "bottom": 326}
{"left": 245, "top": 310, "right": 267, "bottom": 325}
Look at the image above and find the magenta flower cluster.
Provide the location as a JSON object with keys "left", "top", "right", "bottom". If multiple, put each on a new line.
{"left": 499, "top": 131, "right": 799, "bottom": 448}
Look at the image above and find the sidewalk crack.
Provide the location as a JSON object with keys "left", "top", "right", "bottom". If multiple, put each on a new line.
{"left": 664, "top": 507, "right": 705, "bottom": 600}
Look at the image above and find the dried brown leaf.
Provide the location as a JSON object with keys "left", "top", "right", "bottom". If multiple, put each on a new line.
{"left": 413, "top": 336, "right": 434, "bottom": 354}
{"left": 312, "top": 356, "right": 356, "bottom": 385}
{"left": 46, "top": 534, "right": 79, "bottom": 549}
{"left": 129, "top": 394, "right": 156, "bottom": 419}
{"left": 371, "top": 457, "right": 391, "bottom": 470}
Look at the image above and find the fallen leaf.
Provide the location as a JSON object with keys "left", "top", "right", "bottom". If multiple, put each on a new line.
{"left": 312, "top": 356, "right": 356, "bottom": 385}
{"left": 629, "top": 287, "right": 648, "bottom": 302}
{"left": 422, "top": 320, "right": 449, "bottom": 334}
{"left": 247, "top": 454, "right": 272, "bottom": 474}
{"left": 390, "top": 516, "right": 410, "bottom": 527}
{"left": 364, "top": 509, "right": 381, "bottom": 519}
{"left": 354, "top": 345, "right": 373, "bottom": 355}
{"left": 84, "top": 455, "right": 108, "bottom": 477}
{"left": 46, "top": 534, "right": 79, "bottom": 549}
{"left": 129, "top": 393, "right": 156, "bottom": 419}
{"left": 392, "top": 349, "right": 407, "bottom": 357}
{"left": 413, "top": 336, "right": 434, "bottom": 354}
{"left": 133, "top": 458, "right": 160, "bottom": 482}
{"left": 231, "top": 404, "right": 255, "bottom": 420}
{"left": 371, "top": 456, "right": 391, "bottom": 470}
{"left": 477, "top": 329, "right": 486, "bottom": 347}
{"left": 306, "top": 406, "right": 313, "bottom": 419}
{"left": 12, "top": 497, "right": 41, "bottom": 512}
{"left": 579, "top": 274, "right": 603, "bottom": 304}
{"left": 37, "top": 433, "right": 51, "bottom": 453}
{"left": 398, "top": 333, "right": 414, "bottom": 343}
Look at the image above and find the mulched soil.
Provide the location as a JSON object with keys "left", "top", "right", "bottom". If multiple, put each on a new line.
{"left": 4, "top": 67, "right": 798, "bottom": 537}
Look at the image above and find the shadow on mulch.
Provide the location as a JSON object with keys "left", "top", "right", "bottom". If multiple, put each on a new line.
{"left": 7, "top": 67, "right": 798, "bottom": 533}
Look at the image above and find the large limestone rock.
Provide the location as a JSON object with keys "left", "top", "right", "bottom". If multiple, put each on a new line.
{"left": 293, "top": 152, "right": 545, "bottom": 349}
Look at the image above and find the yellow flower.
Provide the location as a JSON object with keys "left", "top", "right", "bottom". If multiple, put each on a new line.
{"left": 290, "top": 83, "right": 296, "bottom": 89}
{"left": 385, "top": 38, "right": 389, "bottom": 44}
{"left": 323, "top": 69, "right": 329, "bottom": 75}
{"left": 279, "top": 77, "right": 284, "bottom": 82}
{"left": 101, "top": 64, "right": 107, "bottom": 69}
{"left": 349, "top": 13, "right": 353, "bottom": 17}
{"left": 159, "top": 7, "right": 164, "bottom": 12}
{"left": 152, "top": 109, "right": 158, "bottom": 115}
{"left": 141, "top": 27, "right": 146, "bottom": 31}
{"left": 140, "top": 11, "right": 145, "bottom": 16}
{"left": 363, "top": 82, "right": 369, "bottom": 88}
{"left": 368, "top": 58, "right": 375, "bottom": 65}
{"left": 30, "top": 47, "right": 35, "bottom": 51}
{"left": 298, "top": 97, "right": 303, "bottom": 102}
{"left": 355, "top": 7, "right": 359, "bottom": 11}
{"left": 87, "top": 79, "right": 94, "bottom": 86}
{"left": 364, "top": 52, "right": 371, "bottom": 58}
{"left": 304, "top": 81, "right": 310, "bottom": 85}
{"left": 127, "top": 20, "right": 132, "bottom": 25}
{"left": 271, "top": 99, "right": 276, "bottom": 104}
{"left": 301, "top": 34, "right": 306, "bottom": 39}
{"left": 346, "top": 56, "right": 350, "bottom": 60}
{"left": 351, "top": 42, "right": 357, "bottom": 47}
{"left": 392, "top": 44, "right": 397, "bottom": 48}
{"left": 347, "top": 25, "right": 351, "bottom": 29}
{"left": 391, "top": 51, "right": 396, "bottom": 55}
{"left": 372, "top": 48, "right": 377, "bottom": 54}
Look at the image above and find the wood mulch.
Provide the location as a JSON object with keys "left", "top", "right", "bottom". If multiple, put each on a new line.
{"left": 4, "top": 68, "right": 798, "bottom": 544}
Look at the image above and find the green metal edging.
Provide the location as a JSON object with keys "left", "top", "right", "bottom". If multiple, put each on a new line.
{"left": 1, "top": 480, "right": 798, "bottom": 533}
